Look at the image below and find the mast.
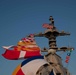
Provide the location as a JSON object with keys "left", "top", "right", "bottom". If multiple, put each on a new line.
{"left": 27, "top": 16, "right": 74, "bottom": 75}
{"left": 34, "top": 16, "right": 73, "bottom": 53}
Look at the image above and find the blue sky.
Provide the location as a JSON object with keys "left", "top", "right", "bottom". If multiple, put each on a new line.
{"left": 0, "top": 0, "right": 76, "bottom": 75}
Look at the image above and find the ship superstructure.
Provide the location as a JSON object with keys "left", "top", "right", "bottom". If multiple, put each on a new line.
{"left": 33, "top": 16, "right": 74, "bottom": 75}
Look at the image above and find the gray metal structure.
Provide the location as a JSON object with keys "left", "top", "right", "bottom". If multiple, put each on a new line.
{"left": 33, "top": 16, "right": 73, "bottom": 75}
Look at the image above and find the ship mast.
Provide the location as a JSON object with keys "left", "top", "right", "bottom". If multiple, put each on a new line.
{"left": 27, "top": 16, "right": 74, "bottom": 75}
{"left": 34, "top": 16, "right": 73, "bottom": 53}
